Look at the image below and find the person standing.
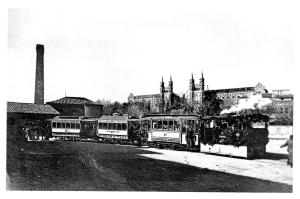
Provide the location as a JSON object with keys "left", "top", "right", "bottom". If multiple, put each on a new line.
{"left": 137, "top": 126, "right": 143, "bottom": 148}
{"left": 281, "top": 135, "right": 293, "bottom": 167}
{"left": 186, "top": 125, "right": 193, "bottom": 149}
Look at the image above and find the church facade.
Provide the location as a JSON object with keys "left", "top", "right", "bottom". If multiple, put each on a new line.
{"left": 129, "top": 72, "right": 269, "bottom": 112}
{"left": 128, "top": 76, "right": 180, "bottom": 112}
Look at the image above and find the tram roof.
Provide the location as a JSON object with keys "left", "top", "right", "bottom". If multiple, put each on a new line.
{"left": 98, "top": 115, "right": 129, "bottom": 123}
{"left": 50, "top": 116, "right": 99, "bottom": 122}
{"left": 51, "top": 116, "right": 81, "bottom": 122}
{"left": 142, "top": 114, "right": 200, "bottom": 120}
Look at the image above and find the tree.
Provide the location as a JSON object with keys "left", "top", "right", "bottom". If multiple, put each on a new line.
{"left": 260, "top": 100, "right": 293, "bottom": 125}
{"left": 127, "top": 100, "right": 151, "bottom": 118}
{"left": 198, "top": 92, "right": 223, "bottom": 116}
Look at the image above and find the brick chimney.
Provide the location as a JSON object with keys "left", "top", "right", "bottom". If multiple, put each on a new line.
{"left": 34, "top": 44, "right": 44, "bottom": 104}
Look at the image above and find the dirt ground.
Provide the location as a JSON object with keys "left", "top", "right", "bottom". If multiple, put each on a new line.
{"left": 6, "top": 141, "right": 292, "bottom": 192}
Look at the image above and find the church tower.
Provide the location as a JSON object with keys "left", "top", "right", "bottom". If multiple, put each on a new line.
{"left": 189, "top": 73, "right": 195, "bottom": 104}
{"left": 199, "top": 71, "right": 205, "bottom": 105}
{"left": 160, "top": 77, "right": 165, "bottom": 113}
{"left": 168, "top": 76, "right": 173, "bottom": 106}
{"left": 169, "top": 76, "right": 173, "bottom": 94}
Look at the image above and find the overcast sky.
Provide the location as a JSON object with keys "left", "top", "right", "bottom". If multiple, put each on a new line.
{"left": 7, "top": 1, "right": 296, "bottom": 103}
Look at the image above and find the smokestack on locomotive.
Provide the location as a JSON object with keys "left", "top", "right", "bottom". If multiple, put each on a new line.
{"left": 34, "top": 44, "right": 44, "bottom": 104}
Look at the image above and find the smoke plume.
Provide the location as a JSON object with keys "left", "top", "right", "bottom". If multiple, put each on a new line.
{"left": 221, "top": 94, "right": 271, "bottom": 115}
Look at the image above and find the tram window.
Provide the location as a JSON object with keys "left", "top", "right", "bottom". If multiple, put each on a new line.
{"left": 57, "top": 123, "right": 62, "bottom": 128}
{"left": 107, "top": 123, "right": 112, "bottom": 130}
{"left": 205, "top": 122, "right": 210, "bottom": 128}
{"left": 76, "top": 123, "right": 80, "bottom": 129}
{"left": 190, "top": 120, "right": 195, "bottom": 129}
{"left": 52, "top": 122, "right": 56, "bottom": 128}
{"left": 163, "top": 121, "right": 168, "bottom": 130}
{"left": 66, "top": 123, "right": 70, "bottom": 129}
{"left": 188, "top": 120, "right": 195, "bottom": 127}
{"left": 113, "top": 123, "right": 117, "bottom": 130}
{"left": 98, "top": 123, "right": 102, "bottom": 129}
{"left": 103, "top": 123, "right": 108, "bottom": 129}
{"left": 168, "top": 120, "right": 173, "bottom": 130}
{"left": 62, "top": 123, "right": 66, "bottom": 128}
{"left": 152, "top": 121, "right": 158, "bottom": 129}
{"left": 122, "top": 123, "right": 127, "bottom": 130}
{"left": 71, "top": 123, "right": 75, "bottom": 129}
{"left": 157, "top": 120, "right": 162, "bottom": 129}
{"left": 143, "top": 121, "right": 149, "bottom": 131}
{"left": 174, "top": 121, "right": 179, "bottom": 131}
{"left": 117, "top": 123, "right": 122, "bottom": 130}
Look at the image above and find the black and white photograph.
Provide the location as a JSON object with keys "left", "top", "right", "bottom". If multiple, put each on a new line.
{"left": 2, "top": 0, "right": 298, "bottom": 195}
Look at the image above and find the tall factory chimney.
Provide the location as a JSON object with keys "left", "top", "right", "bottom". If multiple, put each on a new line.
{"left": 34, "top": 44, "right": 44, "bottom": 104}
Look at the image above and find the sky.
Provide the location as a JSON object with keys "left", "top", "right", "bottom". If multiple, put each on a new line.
{"left": 6, "top": 1, "right": 296, "bottom": 103}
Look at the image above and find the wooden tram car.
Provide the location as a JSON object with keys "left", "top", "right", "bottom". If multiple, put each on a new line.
{"left": 51, "top": 116, "right": 98, "bottom": 140}
{"left": 199, "top": 113, "right": 269, "bottom": 159}
{"left": 141, "top": 114, "right": 201, "bottom": 149}
{"left": 97, "top": 116, "right": 143, "bottom": 144}
{"left": 97, "top": 115, "right": 130, "bottom": 143}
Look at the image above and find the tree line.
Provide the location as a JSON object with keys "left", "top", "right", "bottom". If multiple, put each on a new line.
{"left": 96, "top": 92, "right": 224, "bottom": 118}
{"left": 96, "top": 94, "right": 293, "bottom": 125}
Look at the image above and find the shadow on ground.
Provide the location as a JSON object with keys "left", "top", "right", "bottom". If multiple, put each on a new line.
{"left": 7, "top": 141, "right": 292, "bottom": 192}
{"left": 262, "top": 153, "right": 288, "bottom": 160}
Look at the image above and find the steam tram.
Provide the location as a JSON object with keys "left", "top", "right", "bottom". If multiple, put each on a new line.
{"left": 50, "top": 113, "right": 270, "bottom": 159}
{"left": 142, "top": 114, "right": 201, "bottom": 150}
{"left": 199, "top": 113, "right": 270, "bottom": 159}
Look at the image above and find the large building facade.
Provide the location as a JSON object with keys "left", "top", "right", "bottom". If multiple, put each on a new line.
{"left": 186, "top": 72, "right": 268, "bottom": 109}
{"left": 128, "top": 72, "right": 293, "bottom": 120}
{"left": 128, "top": 76, "right": 180, "bottom": 112}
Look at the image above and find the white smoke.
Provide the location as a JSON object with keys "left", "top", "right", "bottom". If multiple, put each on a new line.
{"left": 220, "top": 93, "right": 272, "bottom": 115}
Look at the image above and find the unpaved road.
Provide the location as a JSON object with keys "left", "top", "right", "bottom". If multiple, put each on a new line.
{"left": 7, "top": 141, "right": 292, "bottom": 192}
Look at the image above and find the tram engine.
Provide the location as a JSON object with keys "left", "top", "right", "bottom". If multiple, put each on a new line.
{"left": 200, "top": 113, "right": 270, "bottom": 159}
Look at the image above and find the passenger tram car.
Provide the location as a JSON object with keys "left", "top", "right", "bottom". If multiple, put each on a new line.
{"left": 141, "top": 114, "right": 201, "bottom": 150}
{"left": 51, "top": 116, "right": 98, "bottom": 140}
{"left": 97, "top": 115, "right": 130, "bottom": 143}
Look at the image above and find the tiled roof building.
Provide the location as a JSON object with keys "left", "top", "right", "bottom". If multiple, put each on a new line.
{"left": 47, "top": 96, "right": 96, "bottom": 105}
{"left": 7, "top": 102, "right": 60, "bottom": 115}
{"left": 46, "top": 96, "right": 103, "bottom": 117}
